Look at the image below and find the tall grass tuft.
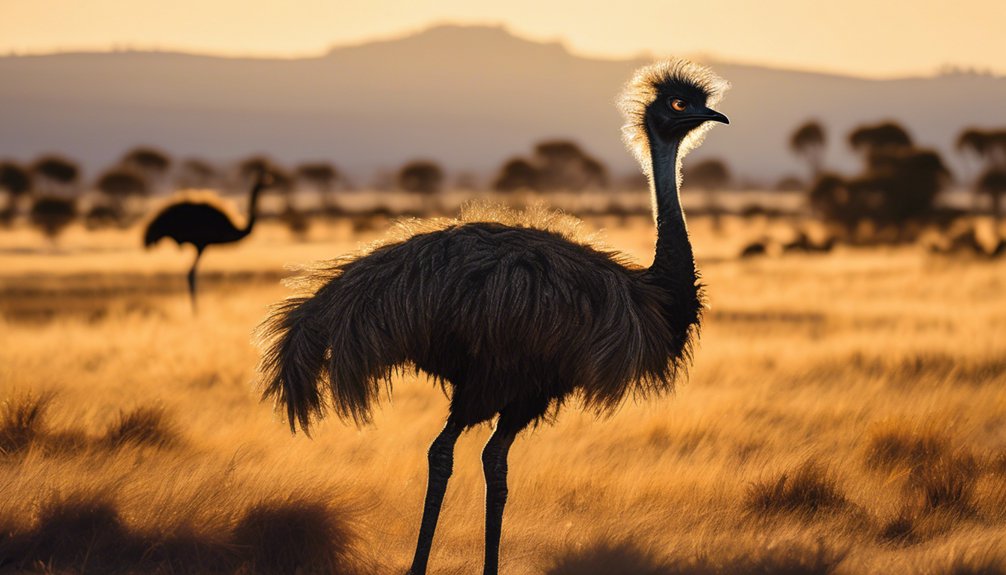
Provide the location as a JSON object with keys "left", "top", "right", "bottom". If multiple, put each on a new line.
{"left": 101, "top": 405, "right": 181, "bottom": 449}
{"left": 545, "top": 539, "right": 845, "bottom": 575}
{"left": 908, "top": 456, "right": 978, "bottom": 515}
{"left": 544, "top": 540, "right": 670, "bottom": 575}
{"left": 8, "top": 490, "right": 129, "bottom": 570}
{"left": 0, "top": 390, "right": 55, "bottom": 455}
{"left": 863, "top": 421, "right": 949, "bottom": 471}
{"left": 745, "top": 460, "right": 848, "bottom": 517}
{"left": 0, "top": 489, "right": 372, "bottom": 573}
{"left": 232, "top": 497, "right": 372, "bottom": 574}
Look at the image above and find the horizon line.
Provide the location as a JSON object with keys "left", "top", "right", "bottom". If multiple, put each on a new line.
{"left": 1, "top": 21, "right": 1001, "bottom": 82}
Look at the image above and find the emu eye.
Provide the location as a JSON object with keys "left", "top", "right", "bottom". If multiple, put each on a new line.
{"left": 669, "top": 98, "right": 688, "bottom": 112}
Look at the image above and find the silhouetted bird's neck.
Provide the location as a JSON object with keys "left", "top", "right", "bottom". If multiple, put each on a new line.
{"left": 242, "top": 179, "right": 265, "bottom": 237}
{"left": 647, "top": 128, "right": 697, "bottom": 293}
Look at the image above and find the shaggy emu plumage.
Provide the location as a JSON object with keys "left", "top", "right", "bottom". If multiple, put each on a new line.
{"left": 257, "top": 58, "right": 729, "bottom": 575}
{"left": 144, "top": 172, "right": 267, "bottom": 311}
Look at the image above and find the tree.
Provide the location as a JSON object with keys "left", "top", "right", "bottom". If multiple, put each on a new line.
{"left": 95, "top": 167, "right": 149, "bottom": 224}
{"left": 789, "top": 120, "right": 826, "bottom": 177}
{"left": 122, "top": 146, "right": 172, "bottom": 182}
{"left": 977, "top": 169, "right": 1006, "bottom": 220}
{"left": 296, "top": 162, "right": 338, "bottom": 188}
{"left": 532, "top": 140, "right": 607, "bottom": 191}
{"left": 297, "top": 162, "right": 340, "bottom": 214}
{"left": 493, "top": 158, "right": 538, "bottom": 192}
{"left": 683, "top": 158, "right": 731, "bottom": 190}
{"left": 581, "top": 157, "right": 608, "bottom": 189}
{"left": 29, "top": 196, "right": 76, "bottom": 241}
{"left": 0, "top": 162, "right": 33, "bottom": 223}
{"left": 0, "top": 161, "right": 32, "bottom": 199}
{"left": 807, "top": 148, "right": 950, "bottom": 240}
{"left": 683, "top": 158, "right": 731, "bottom": 231}
{"left": 238, "top": 155, "right": 273, "bottom": 182}
{"left": 808, "top": 173, "right": 849, "bottom": 224}
{"left": 872, "top": 148, "right": 950, "bottom": 226}
{"left": 957, "top": 128, "right": 991, "bottom": 163}
{"left": 492, "top": 140, "right": 608, "bottom": 193}
{"left": 397, "top": 160, "right": 444, "bottom": 195}
{"left": 956, "top": 128, "right": 1006, "bottom": 212}
{"left": 32, "top": 155, "right": 80, "bottom": 194}
{"left": 848, "top": 122, "right": 913, "bottom": 154}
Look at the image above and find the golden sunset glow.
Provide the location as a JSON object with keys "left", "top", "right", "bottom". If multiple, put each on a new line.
{"left": 2, "top": 0, "right": 1005, "bottom": 77}
{"left": 3, "top": 2, "right": 1006, "bottom": 573}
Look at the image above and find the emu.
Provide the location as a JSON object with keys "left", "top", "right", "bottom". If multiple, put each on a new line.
{"left": 257, "top": 59, "right": 729, "bottom": 575}
{"left": 144, "top": 172, "right": 267, "bottom": 311}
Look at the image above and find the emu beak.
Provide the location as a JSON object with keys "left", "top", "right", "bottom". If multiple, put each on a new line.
{"left": 699, "top": 108, "right": 729, "bottom": 125}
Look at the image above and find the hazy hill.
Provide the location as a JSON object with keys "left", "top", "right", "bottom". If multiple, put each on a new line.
{"left": 1, "top": 24, "right": 1003, "bottom": 183}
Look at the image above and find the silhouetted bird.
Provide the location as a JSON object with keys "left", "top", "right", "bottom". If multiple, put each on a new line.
{"left": 256, "top": 59, "right": 729, "bottom": 575}
{"left": 144, "top": 172, "right": 267, "bottom": 311}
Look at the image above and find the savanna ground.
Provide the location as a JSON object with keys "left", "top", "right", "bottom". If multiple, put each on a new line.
{"left": 1, "top": 200, "right": 1005, "bottom": 574}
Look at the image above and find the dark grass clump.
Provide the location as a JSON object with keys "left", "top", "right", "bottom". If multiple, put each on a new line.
{"left": 544, "top": 539, "right": 845, "bottom": 575}
{"left": 544, "top": 540, "right": 671, "bottom": 575}
{"left": 878, "top": 454, "right": 983, "bottom": 545}
{"left": 232, "top": 498, "right": 372, "bottom": 575}
{"left": 745, "top": 460, "right": 848, "bottom": 517}
{"left": 3, "top": 491, "right": 133, "bottom": 571}
{"left": 863, "top": 422, "right": 949, "bottom": 471}
{"left": 0, "top": 390, "right": 55, "bottom": 455}
{"left": 840, "top": 353, "right": 1006, "bottom": 389}
{"left": 101, "top": 406, "right": 181, "bottom": 449}
{"left": 877, "top": 512, "right": 918, "bottom": 545}
{"left": 713, "top": 542, "right": 846, "bottom": 575}
{"left": 0, "top": 490, "right": 371, "bottom": 574}
{"left": 907, "top": 456, "right": 978, "bottom": 515}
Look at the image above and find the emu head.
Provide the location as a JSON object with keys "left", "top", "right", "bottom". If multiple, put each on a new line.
{"left": 619, "top": 58, "right": 730, "bottom": 176}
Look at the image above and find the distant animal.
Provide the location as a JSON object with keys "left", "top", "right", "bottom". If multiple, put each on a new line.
{"left": 144, "top": 172, "right": 267, "bottom": 310}
{"left": 782, "top": 230, "right": 836, "bottom": 254}
{"left": 256, "top": 59, "right": 729, "bottom": 575}
{"left": 739, "top": 239, "right": 770, "bottom": 258}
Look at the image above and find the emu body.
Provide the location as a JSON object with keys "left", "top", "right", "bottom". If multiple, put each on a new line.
{"left": 144, "top": 174, "right": 266, "bottom": 311}
{"left": 257, "top": 58, "right": 729, "bottom": 575}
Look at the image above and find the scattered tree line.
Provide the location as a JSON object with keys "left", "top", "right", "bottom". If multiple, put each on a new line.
{"left": 4, "top": 122, "right": 1006, "bottom": 244}
{"left": 493, "top": 140, "right": 607, "bottom": 192}
{"left": 0, "top": 141, "right": 620, "bottom": 241}
{"left": 787, "top": 119, "right": 1006, "bottom": 243}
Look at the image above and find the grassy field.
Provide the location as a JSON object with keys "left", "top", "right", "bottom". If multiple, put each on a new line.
{"left": 1, "top": 212, "right": 1005, "bottom": 574}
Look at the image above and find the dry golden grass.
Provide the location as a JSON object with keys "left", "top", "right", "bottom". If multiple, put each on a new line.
{"left": 1, "top": 213, "right": 1005, "bottom": 573}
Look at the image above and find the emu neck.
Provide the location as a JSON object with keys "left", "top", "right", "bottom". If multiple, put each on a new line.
{"left": 241, "top": 181, "right": 263, "bottom": 237}
{"left": 647, "top": 131, "right": 697, "bottom": 291}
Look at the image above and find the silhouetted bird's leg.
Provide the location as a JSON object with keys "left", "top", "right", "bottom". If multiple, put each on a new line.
{"left": 482, "top": 404, "right": 540, "bottom": 575}
{"left": 408, "top": 417, "right": 463, "bottom": 575}
{"left": 188, "top": 246, "right": 204, "bottom": 313}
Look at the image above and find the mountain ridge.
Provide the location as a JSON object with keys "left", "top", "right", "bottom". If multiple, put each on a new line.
{"left": 2, "top": 24, "right": 1003, "bottom": 182}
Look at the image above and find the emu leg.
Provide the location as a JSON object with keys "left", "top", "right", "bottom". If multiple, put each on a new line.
{"left": 188, "top": 247, "right": 204, "bottom": 313}
{"left": 408, "top": 419, "right": 463, "bottom": 575}
{"left": 482, "top": 409, "right": 535, "bottom": 575}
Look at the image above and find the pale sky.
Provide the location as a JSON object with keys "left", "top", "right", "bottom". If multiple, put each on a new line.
{"left": 2, "top": 0, "right": 1004, "bottom": 77}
